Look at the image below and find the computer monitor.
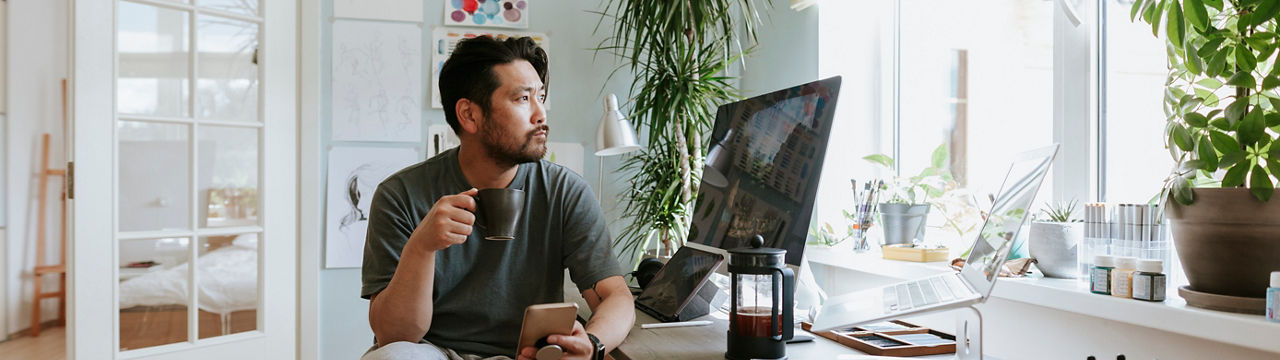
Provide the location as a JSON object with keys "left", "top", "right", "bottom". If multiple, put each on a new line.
{"left": 684, "top": 76, "right": 843, "bottom": 268}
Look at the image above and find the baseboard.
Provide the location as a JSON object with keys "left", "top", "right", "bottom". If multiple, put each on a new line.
{"left": 5, "top": 319, "right": 66, "bottom": 341}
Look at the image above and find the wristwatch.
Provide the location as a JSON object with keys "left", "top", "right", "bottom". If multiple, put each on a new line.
{"left": 586, "top": 333, "right": 605, "bottom": 360}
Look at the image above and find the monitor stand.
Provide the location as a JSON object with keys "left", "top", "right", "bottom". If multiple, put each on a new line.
{"left": 955, "top": 305, "right": 984, "bottom": 360}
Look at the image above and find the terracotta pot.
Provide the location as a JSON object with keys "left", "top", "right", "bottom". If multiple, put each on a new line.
{"left": 1165, "top": 188, "right": 1280, "bottom": 298}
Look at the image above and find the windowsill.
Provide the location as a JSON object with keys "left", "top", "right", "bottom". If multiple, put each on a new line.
{"left": 804, "top": 247, "right": 1280, "bottom": 353}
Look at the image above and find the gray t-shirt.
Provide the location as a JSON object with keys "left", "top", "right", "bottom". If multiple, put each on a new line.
{"left": 361, "top": 148, "right": 623, "bottom": 357}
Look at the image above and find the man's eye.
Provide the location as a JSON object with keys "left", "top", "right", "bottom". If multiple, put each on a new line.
{"left": 519, "top": 95, "right": 529, "bottom": 101}
{"left": 538, "top": 95, "right": 547, "bottom": 103}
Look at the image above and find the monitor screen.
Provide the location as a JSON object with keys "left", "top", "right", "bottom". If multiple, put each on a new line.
{"left": 687, "top": 76, "right": 842, "bottom": 266}
{"left": 963, "top": 145, "right": 1057, "bottom": 282}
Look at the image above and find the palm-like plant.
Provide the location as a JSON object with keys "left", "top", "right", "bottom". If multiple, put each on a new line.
{"left": 595, "top": 1, "right": 768, "bottom": 261}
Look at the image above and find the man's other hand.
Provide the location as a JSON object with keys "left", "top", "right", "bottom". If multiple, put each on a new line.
{"left": 409, "top": 188, "right": 478, "bottom": 252}
{"left": 517, "top": 321, "right": 593, "bottom": 360}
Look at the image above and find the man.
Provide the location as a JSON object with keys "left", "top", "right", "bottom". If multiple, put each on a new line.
{"left": 360, "top": 36, "right": 634, "bottom": 360}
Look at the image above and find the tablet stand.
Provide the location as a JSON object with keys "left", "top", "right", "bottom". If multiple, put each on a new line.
{"left": 954, "top": 305, "right": 983, "bottom": 360}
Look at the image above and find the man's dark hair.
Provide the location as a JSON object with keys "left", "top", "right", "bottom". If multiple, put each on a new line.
{"left": 438, "top": 36, "right": 549, "bottom": 134}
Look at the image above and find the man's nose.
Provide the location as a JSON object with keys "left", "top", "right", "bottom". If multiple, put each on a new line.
{"left": 531, "top": 99, "right": 547, "bottom": 124}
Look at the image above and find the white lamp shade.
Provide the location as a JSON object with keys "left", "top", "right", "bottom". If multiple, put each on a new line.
{"left": 595, "top": 94, "right": 642, "bottom": 156}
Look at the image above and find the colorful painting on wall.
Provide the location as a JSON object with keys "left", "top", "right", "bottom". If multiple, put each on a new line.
{"left": 444, "top": 0, "right": 529, "bottom": 29}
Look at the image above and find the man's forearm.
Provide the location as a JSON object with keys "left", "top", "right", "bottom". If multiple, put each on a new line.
{"left": 583, "top": 293, "right": 635, "bottom": 352}
{"left": 369, "top": 243, "right": 436, "bottom": 346}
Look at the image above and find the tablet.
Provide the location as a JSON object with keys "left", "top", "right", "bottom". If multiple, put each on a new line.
{"left": 634, "top": 246, "right": 725, "bottom": 322}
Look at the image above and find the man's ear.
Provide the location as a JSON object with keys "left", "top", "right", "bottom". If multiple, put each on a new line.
{"left": 455, "top": 98, "right": 484, "bottom": 136}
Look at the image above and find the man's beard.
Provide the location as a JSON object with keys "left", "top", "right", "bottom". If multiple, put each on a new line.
{"left": 480, "top": 117, "right": 548, "bottom": 167}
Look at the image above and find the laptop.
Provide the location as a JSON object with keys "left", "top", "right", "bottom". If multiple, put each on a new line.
{"left": 811, "top": 144, "right": 1059, "bottom": 332}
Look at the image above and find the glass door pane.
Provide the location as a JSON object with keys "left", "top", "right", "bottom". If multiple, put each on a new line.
{"left": 198, "top": 126, "right": 260, "bottom": 228}
{"left": 119, "top": 121, "right": 192, "bottom": 232}
{"left": 118, "top": 1, "right": 190, "bottom": 118}
{"left": 198, "top": 0, "right": 258, "bottom": 16}
{"left": 196, "top": 234, "right": 259, "bottom": 339}
{"left": 119, "top": 237, "right": 192, "bottom": 350}
{"left": 196, "top": 15, "right": 259, "bottom": 123}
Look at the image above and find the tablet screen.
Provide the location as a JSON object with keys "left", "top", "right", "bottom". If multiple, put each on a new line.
{"left": 635, "top": 247, "right": 724, "bottom": 318}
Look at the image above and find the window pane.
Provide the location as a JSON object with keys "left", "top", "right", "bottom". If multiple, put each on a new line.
{"left": 1103, "top": 0, "right": 1172, "bottom": 203}
{"left": 198, "top": 126, "right": 259, "bottom": 228}
{"left": 118, "top": 1, "right": 190, "bottom": 118}
{"left": 119, "top": 237, "right": 191, "bottom": 350}
{"left": 197, "top": 15, "right": 259, "bottom": 123}
{"left": 898, "top": 0, "right": 1055, "bottom": 250}
{"left": 196, "top": 234, "right": 259, "bottom": 339}
{"left": 198, "top": 0, "right": 258, "bottom": 16}
{"left": 119, "top": 121, "right": 191, "bottom": 232}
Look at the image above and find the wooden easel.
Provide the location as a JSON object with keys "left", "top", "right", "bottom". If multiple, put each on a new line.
{"left": 31, "top": 81, "right": 69, "bottom": 337}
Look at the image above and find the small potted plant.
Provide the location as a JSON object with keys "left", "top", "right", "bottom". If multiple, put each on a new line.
{"left": 863, "top": 144, "right": 971, "bottom": 246}
{"left": 1029, "top": 200, "right": 1083, "bottom": 279}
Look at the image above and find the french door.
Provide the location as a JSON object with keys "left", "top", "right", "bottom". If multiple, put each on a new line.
{"left": 70, "top": 0, "right": 296, "bottom": 358}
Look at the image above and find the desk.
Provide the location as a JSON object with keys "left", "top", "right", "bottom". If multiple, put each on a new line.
{"left": 611, "top": 307, "right": 953, "bottom": 360}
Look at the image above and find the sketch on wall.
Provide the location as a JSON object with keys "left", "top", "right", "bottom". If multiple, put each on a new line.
{"left": 332, "top": 20, "right": 422, "bottom": 142}
{"left": 325, "top": 146, "right": 419, "bottom": 268}
{"left": 444, "top": 0, "right": 529, "bottom": 29}
{"left": 431, "top": 27, "right": 548, "bottom": 108}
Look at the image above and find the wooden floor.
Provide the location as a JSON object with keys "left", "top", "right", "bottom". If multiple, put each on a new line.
{"left": 0, "top": 326, "right": 66, "bottom": 360}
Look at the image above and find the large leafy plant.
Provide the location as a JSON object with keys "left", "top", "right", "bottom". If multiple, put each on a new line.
{"left": 1133, "top": 0, "right": 1280, "bottom": 204}
{"left": 595, "top": 1, "right": 766, "bottom": 261}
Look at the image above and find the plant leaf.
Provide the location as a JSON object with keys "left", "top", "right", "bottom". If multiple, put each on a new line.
{"left": 930, "top": 143, "right": 947, "bottom": 169}
{"left": 1184, "top": 0, "right": 1209, "bottom": 31}
{"left": 1211, "top": 130, "right": 1241, "bottom": 154}
{"left": 1132, "top": 0, "right": 1147, "bottom": 21}
{"left": 1254, "top": 0, "right": 1280, "bottom": 27}
{"left": 1199, "top": 135, "right": 1220, "bottom": 170}
{"left": 1203, "top": 0, "right": 1223, "bottom": 11}
{"left": 1196, "top": 77, "right": 1223, "bottom": 89}
{"left": 1207, "top": 47, "right": 1230, "bottom": 75}
{"left": 1225, "top": 98, "right": 1249, "bottom": 125}
{"left": 1226, "top": 71, "right": 1257, "bottom": 88}
{"left": 1238, "top": 110, "right": 1267, "bottom": 146}
{"left": 1223, "top": 161, "right": 1250, "bottom": 187}
{"left": 1210, "top": 117, "right": 1232, "bottom": 130}
{"left": 1220, "top": 149, "right": 1246, "bottom": 169}
{"left": 1236, "top": 43, "right": 1258, "bottom": 72}
{"left": 1250, "top": 164, "right": 1274, "bottom": 202}
{"left": 863, "top": 154, "right": 894, "bottom": 169}
{"left": 1171, "top": 123, "right": 1194, "bottom": 151}
{"left": 1173, "top": 177, "right": 1195, "bottom": 205}
{"left": 1186, "top": 112, "right": 1210, "bottom": 127}
{"left": 1166, "top": 1, "right": 1186, "bottom": 48}
{"left": 1265, "top": 76, "right": 1280, "bottom": 90}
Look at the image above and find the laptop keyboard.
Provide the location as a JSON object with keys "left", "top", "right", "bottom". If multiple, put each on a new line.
{"left": 882, "top": 275, "right": 971, "bottom": 313}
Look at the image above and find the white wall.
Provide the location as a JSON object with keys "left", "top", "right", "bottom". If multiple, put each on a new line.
{"left": 5, "top": 0, "right": 68, "bottom": 336}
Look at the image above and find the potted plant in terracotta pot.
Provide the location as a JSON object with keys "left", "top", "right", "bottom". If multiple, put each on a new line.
{"left": 1134, "top": 0, "right": 1280, "bottom": 310}
{"left": 1029, "top": 200, "right": 1083, "bottom": 279}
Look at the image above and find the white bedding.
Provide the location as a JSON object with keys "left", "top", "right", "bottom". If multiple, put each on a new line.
{"left": 119, "top": 235, "right": 258, "bottom": 314}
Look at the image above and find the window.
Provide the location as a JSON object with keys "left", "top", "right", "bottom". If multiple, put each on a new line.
{"left": 818, "top": 0, "right": 1059, "bottom": 252}
{"left": 1101, "top": 0, "right": 1173, "bottom": 203}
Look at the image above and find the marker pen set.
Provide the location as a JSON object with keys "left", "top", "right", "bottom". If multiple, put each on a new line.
{"left": 1080, "top": 203, "right": 1171, "bottom": 279}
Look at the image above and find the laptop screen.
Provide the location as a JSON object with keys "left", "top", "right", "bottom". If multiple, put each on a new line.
{"left": 962, "top": 145, "right": 1058, "bottom": 284}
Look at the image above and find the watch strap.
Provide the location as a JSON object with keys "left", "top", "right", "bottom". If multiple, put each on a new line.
{"left": 586, "top": 333, "right": 605, "bottom": 360}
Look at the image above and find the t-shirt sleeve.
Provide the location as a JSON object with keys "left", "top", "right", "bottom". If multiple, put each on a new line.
{"left": 361, "top": 177, "right": 417, "bottom": 299}
{"left": 559, "top": 175, "right": 625, "bottom": 292}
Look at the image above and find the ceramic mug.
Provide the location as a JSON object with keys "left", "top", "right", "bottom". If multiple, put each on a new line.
{"left": 476, "top": 188, "right": 525, "bottom": 240}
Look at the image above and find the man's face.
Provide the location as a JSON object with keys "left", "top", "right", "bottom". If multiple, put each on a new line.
{"left": 478, "top": 59, "right": 548, "bottom": 166}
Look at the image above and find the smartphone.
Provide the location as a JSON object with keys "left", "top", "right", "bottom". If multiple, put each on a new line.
{"left": 516, "top": 302, "right": 579, "bottom": 354}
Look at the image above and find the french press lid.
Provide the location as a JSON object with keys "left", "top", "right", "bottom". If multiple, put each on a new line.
{"left": 728, "top": 235, "right": 785, "bottom": 268}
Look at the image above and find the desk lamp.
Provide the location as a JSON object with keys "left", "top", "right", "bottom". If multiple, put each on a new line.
{"left": 595, "top": 94, "right": 642, "bottom": 198}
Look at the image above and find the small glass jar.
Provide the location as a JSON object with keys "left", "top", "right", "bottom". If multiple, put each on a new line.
{"left": 1090, "top": 255, "right": 1114, "bottom": 295}
{"left": 1131, "top": 259, "right": 1165, "bottom": 302}
{"left": 1111, "top": 257, "right": 1137, "bottom": 298}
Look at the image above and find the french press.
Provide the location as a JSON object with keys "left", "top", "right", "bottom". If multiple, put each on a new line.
{"left": 726, "top": 235, "right": 794, "bottom": 360}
